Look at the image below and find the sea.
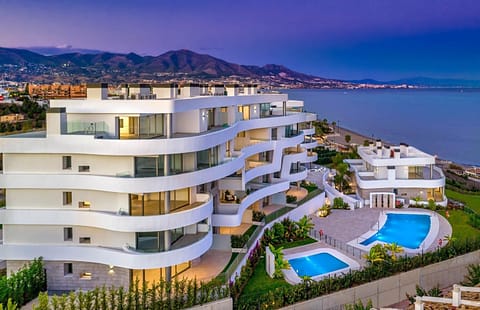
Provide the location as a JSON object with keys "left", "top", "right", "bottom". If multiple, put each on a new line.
{"left": 284, "top": 88, "right": 480, "bottom": 166}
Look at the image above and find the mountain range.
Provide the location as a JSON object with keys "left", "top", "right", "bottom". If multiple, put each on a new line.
{"left": 0, "top": 47, "right": 346, "bottom": 87}
{"left": 1, "top": 46, "right": 478, "bottom": 88}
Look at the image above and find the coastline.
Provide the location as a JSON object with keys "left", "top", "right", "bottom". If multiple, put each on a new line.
{"left": 324, "top": 125, "right": 479, "bottom": 171}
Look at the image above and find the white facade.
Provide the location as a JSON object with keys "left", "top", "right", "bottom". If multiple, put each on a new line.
{"left": 346, "top": 141, "right": 446, "bottom": 208}
{"left": 0, "top": 83, "right": 316, "bottom": 289}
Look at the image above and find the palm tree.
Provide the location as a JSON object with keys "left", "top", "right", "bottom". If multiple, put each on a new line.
{"left": 363, "top": 244, "right": 387, "bottom": 264}
{"left": 384, "top": 243, "right": 404, "bottom": 261}
{"left": 443, "top": 234, "right": 457, "bottom": 245}
{"left": 295, "top": 215, "right": 314, "bottom": 239}
{"left": 269, "top": 244, "right": 290, "bottom": 278}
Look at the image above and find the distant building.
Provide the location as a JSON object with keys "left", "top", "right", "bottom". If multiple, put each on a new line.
{"left": 0, "top": 114, "right": 25, "bottom": 123}
{"left": 345, "top": 141, "right": 447, "bottom": 208}
{"left": 28, "top": 84, "right": 87, "bottom": 99}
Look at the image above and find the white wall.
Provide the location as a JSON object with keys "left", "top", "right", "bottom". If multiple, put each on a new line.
{"left": 174, "top": 110, "right": 201, "bottom": 133}
{"left": 4, "top": 224, "right": 135, "bottom": 247}
{"left": 396, "top": 165, "right": 409, "bottom": 179}
{"left": 6, "top": 189, "right": 128, "bottom": 212}
{"left": 4, "top": 153, "right": 133, "bottom": 176}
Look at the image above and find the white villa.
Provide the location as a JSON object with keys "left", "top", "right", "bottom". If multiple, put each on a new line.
{"left": 0, "top": 83, "right": 317, "bottom": 290}
{"left": 345, "top": 140, "right": 446, "bottom": 208}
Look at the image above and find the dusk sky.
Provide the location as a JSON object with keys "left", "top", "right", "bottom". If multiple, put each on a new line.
{"left": 1, "top": 0, "right": 480, "bottom": 80}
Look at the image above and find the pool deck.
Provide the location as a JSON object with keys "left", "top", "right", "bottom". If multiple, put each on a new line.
{"left": 309, "top": 207, "right": 452, "bottom": 253}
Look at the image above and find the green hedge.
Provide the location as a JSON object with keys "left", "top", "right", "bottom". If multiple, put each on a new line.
{"left": 236, "top": 238, "right": 480, "bottom": 309}
{"left": 0, "top": 258, "right": 46, "bottom": 307}
{"left": 34, "top": 278, "right": 229, "bottom": 310}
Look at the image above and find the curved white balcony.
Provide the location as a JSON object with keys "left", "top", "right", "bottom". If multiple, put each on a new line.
{"left": 285, "top": 167, "right": 309, "bottom": 183}
{"left": 1, "top": 112, "right": 312, "bottom": 156}
{"left": 300, "top": 139, "right": 318, "bottom": 149}
{"left": 0, "top": 157, "right": 244, "bottom": 192}
{"left": 52, "top": 93, "right": 288, "bottom": 114}
{"left": 305, "top": 151, "right": 318, "bottom": 163}
{"left": 0, "top": 194, "right": 212, "bottom": 232}
{"left": 237, "top": 112, "right": 310, "bottom": 133}
{"left": 0, "top": 230, "right": 213, "bottom": 270}
{"left": 240, "top": 140, "right": 274, "bottom": 158}
{"left": 354, "top": 167, "right": 445, "bottom": 190}
{"left": 212, "top": 180, "right": 290, "bottom": 227}
{"left": 244, "top": 163, "right": 274, "bottom": 184}
{"left": 301, "top": 128, "right": 315, "bottom": 135}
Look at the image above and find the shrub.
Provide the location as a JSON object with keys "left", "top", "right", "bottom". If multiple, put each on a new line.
{"left": 317, "top": 204, "right": 331, "bottom": 217}
{"left": 35, "top": 278, "right": 229, "bottom": 310}
{"left": 463, "top": 264, "right": 480, "bottom": 286}
{"left": 0, "top": 258, "right": 46, "bottom": 307}
{"left": 252, "top": 210, "right": 265, "bottom": 222}
{"left": 231, "top": 234, "right": 249, "bottom": 248}
{"left": 286, "top": 195, "right": 297, "bottom": 203}
{"left": 332, "top": 197, "right": 350, "bottom": 209}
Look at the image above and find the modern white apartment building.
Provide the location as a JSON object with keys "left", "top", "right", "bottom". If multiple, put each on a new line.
{"left": 345, "top": 140, "right": 446, "bottom": 208}
{"left": 0, "top": 83, "right": 317, "bottom": 290}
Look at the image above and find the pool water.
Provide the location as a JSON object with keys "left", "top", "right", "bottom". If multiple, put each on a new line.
{"left": 288, "top": 252, "right": 349, "bottom": 278}
{"left": 360, "top": 213, "right": 431, "bottom": 249}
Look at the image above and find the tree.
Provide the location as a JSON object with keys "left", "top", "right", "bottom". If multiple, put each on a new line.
{"left": 384, "top": 243, "right": 404, "bottom": 261}
{"left": 443, "top": 234, "right": 456, "bottom": 244}
{"left": 345, "top": 134, "right": 351, "bottom": 144}
{"left": 295, "top": 215, "right": 314, "bottom": 239}
{"left": 363, "top": 244, "right": 388, "bottom": 264}
{"left": 268, "top": 244, "right": 290, "bottom": 278}
{"left": 363, "top": 139, "right": 370, "bottom": 147}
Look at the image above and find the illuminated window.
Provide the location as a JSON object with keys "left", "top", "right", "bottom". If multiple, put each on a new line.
{"left": 63, "top": 192, "right": 72, "bottom": 205}
{"left": 78, "top": 201, "right": 91, "bottom": 208}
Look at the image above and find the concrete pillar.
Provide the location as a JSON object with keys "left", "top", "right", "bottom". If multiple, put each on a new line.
{"left": 283, "top": 101, "right": 286, "bottom": 116}
{"left": 164, "top": 113, "right": 173, "bottom": 281}
{"left": 414, "top": 296, "right": 424, "bottom": 310}
{"left": 452, "top": 284, "right": 461, "bottom": 306}
{"left": 430, "top": 164, "right": 433, "bottom": 179}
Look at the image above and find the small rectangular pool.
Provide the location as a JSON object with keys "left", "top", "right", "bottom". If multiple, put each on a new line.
{"left": 288, "top": 252, "right": 349, "bottom": 278}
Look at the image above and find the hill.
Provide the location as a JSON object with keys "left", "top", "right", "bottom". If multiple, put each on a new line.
{"left": 0, "top": 47, "right": 349, "bottom": 87}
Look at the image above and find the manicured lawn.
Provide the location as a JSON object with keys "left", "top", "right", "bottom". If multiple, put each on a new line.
{"left": 437, "top": 209, "right": 480, "bottom": 242}
{"left": 240, "top": 256, "right": 291, "bottom": 297}
{"left": 282, "top": 237, "right": 317, "bottom": 249}
{"left": 446, "top": 189, "right": 480, "bottom": 213}
{"left": 240, "top": 237, "right": 317, "bottom": 297}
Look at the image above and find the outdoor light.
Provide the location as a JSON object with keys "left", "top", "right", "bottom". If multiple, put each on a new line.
{"left": 108, "top": 265, "right": 115, "bottom": 275}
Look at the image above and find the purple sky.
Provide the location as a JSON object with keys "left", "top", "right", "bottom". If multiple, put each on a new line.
{"left": 1, "top": 0, "right": 480, "bottom": 80}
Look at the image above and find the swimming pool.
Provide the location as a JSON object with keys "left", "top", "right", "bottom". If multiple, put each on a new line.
{"left": 283, "top": 248, "right": 360, "bottom": 284}
{"left": 360, "top": 213, "right": 431, "bottom": 249}
{"left": 289, "top": 252, "right": 349, "bottom": 278}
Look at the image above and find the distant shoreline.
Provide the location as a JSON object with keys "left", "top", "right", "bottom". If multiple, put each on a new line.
{"left": 325, "top": 125, "right": 479, "bottom": 169}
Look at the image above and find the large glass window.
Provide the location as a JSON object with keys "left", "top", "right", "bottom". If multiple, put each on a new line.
{"left": 137, "top": 231, "right": 164, "bottom": 252}
{"left": 120, "top": 115, "right": 164, "bottom": 139}
{"left": 132, "top": 261, "right": 191, "bottom": 285}
{"left": 196, "top": 147, "right": 218, "bottom": 170}
{"left": 134, "top": 156, "right": 165, "bottom": 177}
{"left": 260, "top": 103, "right": 271, "bottom": 118}
{"left": 136, "top": 228, "right": 184, "bottom": 252}
{"left": 129, "top": 188, "right": 190, "bottom": 216}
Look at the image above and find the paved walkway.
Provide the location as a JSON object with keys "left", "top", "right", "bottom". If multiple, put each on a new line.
{"left": 311, "top": 208, "right": 382, "bottom": 243}
{"left": 180, "top": 249, "right": 231, "bottom": 283}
